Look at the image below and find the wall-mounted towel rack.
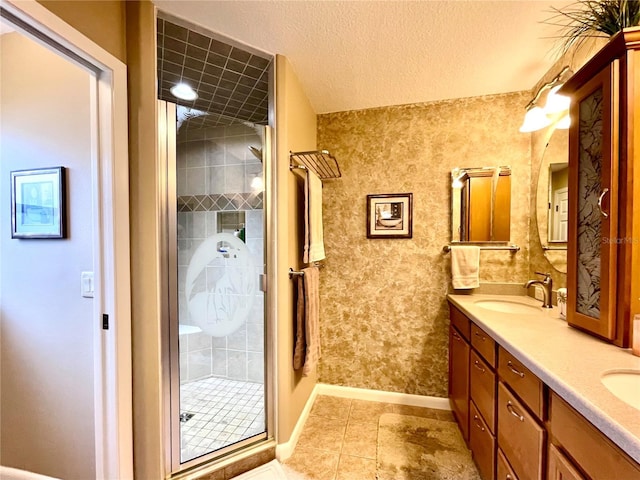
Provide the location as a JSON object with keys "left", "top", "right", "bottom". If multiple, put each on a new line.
{"left": 288, "top": 264, "right": 324, "bottom": 278}
{"left": 289, "top": 268, "right": 304, "bottom": 278}
{"left": 442, "top": 244, "right": 520, "bottom": 253}
{"left": 290, "top": 150, "right": 341, "bottom": 180}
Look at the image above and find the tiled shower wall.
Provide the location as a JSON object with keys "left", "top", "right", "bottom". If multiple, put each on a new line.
{"left": 177, "top": 124, "right": 265, "bottom": 384}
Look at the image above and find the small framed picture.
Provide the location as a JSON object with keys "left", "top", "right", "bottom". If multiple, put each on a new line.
{"left": 11, "top": 167, "right": 66, "bottom": 239}
{"left": 366, "top": 193, "right": 413, "bottom": 239}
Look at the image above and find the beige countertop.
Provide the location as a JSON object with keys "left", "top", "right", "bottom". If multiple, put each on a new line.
{"left": 447, "top": 293, "right": 640, "bottom": 464}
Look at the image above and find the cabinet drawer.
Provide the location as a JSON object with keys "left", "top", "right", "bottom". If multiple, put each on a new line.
{"left": 470, "top": 349, "right": 496, "bottom": 433}
{"left": 470, "top": 400, "right": 496, "bottom": 480}
{"left": 550, "top": 392, "right": 640, "bottom": 479}
{"left": 449, "top": 326, "right": 470, "bottom": 442}
{"left": 450, "top": 304, "right": 471, "bottom": 341}
{"left": 548, "top": 444, "right": 586, "bottom": 480}
{"left": 497, "top": 382, "right": 545, "bottom": 480}
{"left": 471, "top": 323, "right": 496, "bottom": 366}
{"left": 498, "top": 347, "right": 544, "bottom": 419}
{"left": 497, "top": 448, "right": 518, "bottom": 480}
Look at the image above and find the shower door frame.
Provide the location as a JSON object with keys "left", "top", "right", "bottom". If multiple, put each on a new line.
{"left": 159, "top": 100, "right": 276, "bottom": 475}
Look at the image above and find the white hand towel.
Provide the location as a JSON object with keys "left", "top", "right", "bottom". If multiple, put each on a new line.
{"left": 451, "top": 245, "right": 480, "bottom": 289}
{"left": 303, "top": 169, "right": 326, "bottom": 264}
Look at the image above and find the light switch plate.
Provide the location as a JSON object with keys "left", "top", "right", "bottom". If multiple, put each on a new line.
{"left": 81, "top": 271, "right": 94, "bottom": 298}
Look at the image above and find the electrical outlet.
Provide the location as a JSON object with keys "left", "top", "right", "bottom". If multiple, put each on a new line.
{"left": 534, "top": 285, "right": 544, "bottom": 301}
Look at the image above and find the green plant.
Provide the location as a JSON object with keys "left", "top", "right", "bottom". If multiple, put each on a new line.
{"left": 544, "top": 0, "right": 640, "bottom": 54}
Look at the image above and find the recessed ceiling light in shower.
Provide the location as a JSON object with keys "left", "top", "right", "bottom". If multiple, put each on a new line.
{"left": 170, "top": 83, "right": 198, "bottom": 101}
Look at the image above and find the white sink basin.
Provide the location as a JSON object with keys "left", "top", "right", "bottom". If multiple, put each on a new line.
{"left": 473, "top": 299, "right": 541, "bottom": 315}
{"left": 601, "top": 370, "right": 640, "bottom": 410}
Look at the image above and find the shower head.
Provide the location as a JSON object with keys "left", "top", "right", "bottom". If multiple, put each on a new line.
{"left": 248, "top": 146, "right": 263, "bottom": 162}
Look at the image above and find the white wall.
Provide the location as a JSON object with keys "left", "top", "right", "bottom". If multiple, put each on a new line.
{"left": 0, "top": 31, "right": 96, "bottom": 479}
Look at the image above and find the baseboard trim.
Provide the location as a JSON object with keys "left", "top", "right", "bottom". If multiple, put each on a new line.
{"left": 275, "top": 384, "right": 319, "bottom": 462}
{"left": 316, "top": 383, "right": 452, "bottom": 410}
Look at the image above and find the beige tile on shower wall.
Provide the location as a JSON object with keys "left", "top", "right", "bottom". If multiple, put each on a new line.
{"left": 317, "top": 92, "right": 531, "bottom": 397}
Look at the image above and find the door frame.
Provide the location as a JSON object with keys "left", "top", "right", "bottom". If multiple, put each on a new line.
{"left": 1, "top": 1, "right": 133, "bottom": 478}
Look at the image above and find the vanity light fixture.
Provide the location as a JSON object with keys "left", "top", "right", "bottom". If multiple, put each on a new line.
{"left": 556, "top": 113, "right": 571, "bottom": 129}
{"left": 519, "top": 66, "right": 572, "bottom": 133}
{"left": 170, "top": 83, "right": 198, "bottom": 101}
{"left": 519, "top": 106, "right": 552, "bottom": 133}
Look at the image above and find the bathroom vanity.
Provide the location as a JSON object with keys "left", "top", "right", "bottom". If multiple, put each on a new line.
{"left": 447, "top": 294, "right": 640, "bottom": 480}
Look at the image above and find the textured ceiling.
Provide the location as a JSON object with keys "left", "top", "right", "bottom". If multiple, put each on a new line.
{"left": 154, "top": 0, "right": 574, "bottom": 114}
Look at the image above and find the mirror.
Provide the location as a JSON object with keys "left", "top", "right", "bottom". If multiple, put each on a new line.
{"left": 451, "top": 166, "right": 511, "bottom": 242}
{"left": 536, "top": 127, "right": 568, "bottom": 273}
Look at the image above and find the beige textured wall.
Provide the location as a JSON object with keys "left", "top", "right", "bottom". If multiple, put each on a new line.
{"left": 275, "top": 55, "right": 318, "bottom": 443}
{"left": 317, "top": 92, "right": 531, "bottom": 396}
{"left": 37, "top": 0, "right": 127, "bottom": 63}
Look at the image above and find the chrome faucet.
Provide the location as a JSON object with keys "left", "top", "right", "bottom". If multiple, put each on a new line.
{"left": 524, "top": 272, "right": 553, "bottom": 308}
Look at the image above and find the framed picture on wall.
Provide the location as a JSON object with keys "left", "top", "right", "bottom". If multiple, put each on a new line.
{"left": 366, "top": 193, "right": 413, "bottom": 239}
{"left": 11, "top": 167, "right": 66, "bottom": 239}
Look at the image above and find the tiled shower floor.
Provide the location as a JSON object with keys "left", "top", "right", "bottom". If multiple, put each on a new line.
{"left": 180, "top": 377, "right": 265, "bottom": 463}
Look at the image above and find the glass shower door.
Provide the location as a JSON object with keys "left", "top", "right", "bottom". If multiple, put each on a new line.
{"left": 164, "top": 100, "right": 268, "bottom": 468}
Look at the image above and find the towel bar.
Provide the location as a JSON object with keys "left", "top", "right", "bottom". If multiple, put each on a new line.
{"left": 288, "top": 263, "right": 324, "bottom": 278}
{"left": 289, "top": 268, "right": 304, "bottom": 278}
{"left": 442, "top": 244, "right": 520, "bottom": 253}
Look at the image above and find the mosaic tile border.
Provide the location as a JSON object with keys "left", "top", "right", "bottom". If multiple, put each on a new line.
{"left": 178, "top": 193, "right": 263, "bottom": 212}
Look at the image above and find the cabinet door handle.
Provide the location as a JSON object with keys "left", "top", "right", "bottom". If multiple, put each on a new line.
{"left": 473, "top": 414, "right": 485, "bottom": 432}
{"left": 452, "top": 331, "right": 463, "bottom": 342}
{"left": 474, "top": 331, "right": 486, "bottom": 341}
{"left": 506, "top": 475, "right": 513, "bottom": 480}
{"left": 507, "top": 360, "right": 525, "bottom": 378}
{"left": 473, "top": 360, "right": 486, "bottom": 373}
{"left": 506, "top": 401, "right": 524, "bottom": 422}
{"left": 598, "top": 188, "right": 609, "bottom": 218}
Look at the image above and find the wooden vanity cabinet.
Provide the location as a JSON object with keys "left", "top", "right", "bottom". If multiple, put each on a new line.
{"left": 470, "top": 400, "right": 496, "bottom": 480}
{"left": 497, "top": 382, "right": 545, "bottom": 480}
{"left": 497, "top": 448, "right": 518, "bottom": 480}
{"left": 549, "top": 392, "right": 640, "bottom": 479}
{"left": 547, "top": 444, "right": 586, "bottom": 480}
{"left": 561, "top": 27, "right": 640, "bottom": 346}
{"left": 449, "top": 305, "right": 470, "bottom": 442}
{"left": 469, "top": 326, "right": 497, "bottom": 480}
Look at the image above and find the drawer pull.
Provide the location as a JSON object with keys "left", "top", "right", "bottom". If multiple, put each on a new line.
{"left": 506, "top": 401, "right": 524, "bottom": 422}
{"left": 507, "top": 360, "right": 525, "bottom": 378}
{"left": 453, "top": 331, "right": 463, "bottom": 342}
{"left": 473, "top": 360, "right": 486, "bottom": 373}
{"left": 473, "top": 414, "right": 485, "bottom": 432}
{"left": 474, "top": 331, "right": 486, "bottom": 341}
{"left": 505, "top": 475, "right": 512, "bottom": 480}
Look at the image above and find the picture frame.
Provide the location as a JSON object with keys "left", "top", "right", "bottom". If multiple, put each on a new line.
{"left": 11, "top": 167, "right": 66, "bottom": 239}
{"left": 366, "top": 193, "right": 413, "bottom": 239}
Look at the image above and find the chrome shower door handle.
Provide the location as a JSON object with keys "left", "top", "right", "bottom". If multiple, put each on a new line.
{"left": 598, "top": 188, "right": 609, "bottom": 218}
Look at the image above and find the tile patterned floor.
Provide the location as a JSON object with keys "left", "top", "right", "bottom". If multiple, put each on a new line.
{"left": 181, "top": 377, "right": 266, "bottom": 463}
{"left": 281, "top": 395, "right": 455, "bottom": 480}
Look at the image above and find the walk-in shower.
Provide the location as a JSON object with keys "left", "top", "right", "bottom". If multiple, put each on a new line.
{"left": 157, "top": 13, "right": 274, "bottom": 472}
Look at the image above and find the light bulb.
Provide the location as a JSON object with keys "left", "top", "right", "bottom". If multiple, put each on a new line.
{"left": 170, "top": 83, "right": 198, "bottom": 101}
{"left": 250, "top": 176, "right": 264, "bottom": 192}
{"left": 544, "top": 85, "right": 570, "bottom": 114}
{"left": 519, "top": 106, "right": 551, "bottom": 133}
